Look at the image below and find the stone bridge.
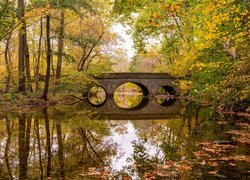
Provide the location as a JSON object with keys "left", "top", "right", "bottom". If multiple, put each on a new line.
{"left": 83, "top": 73, "right": 180, "bottom": 115}
{"left": 86, "top": 73, "right": 180, "bottom": 97}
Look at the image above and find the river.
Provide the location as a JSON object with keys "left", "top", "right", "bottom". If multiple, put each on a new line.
{"left": 0, "top": 92, "right": 249, "bottom": 179}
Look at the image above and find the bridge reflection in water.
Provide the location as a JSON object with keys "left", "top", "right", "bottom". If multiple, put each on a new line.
{"left": 81, "top": 96, "right": 181, "bottom": 120}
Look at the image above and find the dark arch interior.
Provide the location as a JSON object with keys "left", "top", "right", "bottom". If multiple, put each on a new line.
{"left": 162, "top": 85, "right": 176, "bottom": 95}
{"left": 133, "top": 82, "right": 150, "bottom": 96}
{"left": 114, "top": 82, "right": 150, "bottom": 110}
{"left": 156, "top": 85, "right": 176, "bottom": 107}
{"left": 87, "top": 85, "right": 107, "bottom": 107}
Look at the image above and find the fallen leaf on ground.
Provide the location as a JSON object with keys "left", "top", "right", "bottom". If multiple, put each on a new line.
{"left": 200, "top": 160, "right": 206, "bottom": 165}
{"left": 167, "top": 160, "right": 174, "bottom": 165}
{"left": 217, "top": 121, "right": 227, "bottom": 125}
{"left": 208, "top": 161, "right": 219, "bottom": 167}
{"left": 122, "top": 176, "right": 132, "bottom": 180}
{"left": 208, "top": 171, "right": 218, "bottom": 175}
{"left": 229, "top": 162, "right": 237, "bottom": 166}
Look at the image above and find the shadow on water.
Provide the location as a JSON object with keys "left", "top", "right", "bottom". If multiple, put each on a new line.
{"left": 0, "top": 96, "right": 249, "bottom": 179}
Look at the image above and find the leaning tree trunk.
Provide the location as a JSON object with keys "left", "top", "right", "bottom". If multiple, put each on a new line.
{"left": 42, "top": 15, "right": 51, "bottom": 100}
{"left": 18, "top": 0, "right": 26, "bottom": 92}
{"left": 56, "top": 10, "right": 65, "bottom": 80}
{"left": 4, "top": 34, "right": 12, "bottom": 92}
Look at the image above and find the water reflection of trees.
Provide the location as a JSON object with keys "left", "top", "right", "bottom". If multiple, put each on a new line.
{"left": 0, "top": 103, "right": 241, "bottom": 179}
{"left": 129, "top": 103, "right": 229, "bottom": 177}
{"left": 4, "top": 117, "right": 13, "bottom": 179}
{"left": 0, "top": 108, "right": 118, "bottom": 179}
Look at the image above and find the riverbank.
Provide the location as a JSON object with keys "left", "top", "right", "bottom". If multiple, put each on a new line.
{"left": 0, "top": 92, "right": 79, "bottom": 116}
{"left": 0, "top": 92, "right": 249, "bottom": 118}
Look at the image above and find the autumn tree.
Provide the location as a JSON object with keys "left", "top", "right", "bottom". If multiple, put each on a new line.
{"left": 0, "top": 1, "right": 15, "bottom": 92}
{"left": 17, "top": 0, "right": 26, "bottom": 92}
{"left": 30, "top": 0, "right": 93, "bottom": 99}
{"left": 41, "top": 13, "right": 51, "bottom": 100}
{"left": 62, "top": 1, "right": 117, "bottom": 73}
{"left": 56, "top": 10, "right": 64, "bottom": 79}
{"left": 0, "top": 0, "right": 15, "bottom": 41}
{"left": 113, "top": 0, "right": 249, "bottom": 107}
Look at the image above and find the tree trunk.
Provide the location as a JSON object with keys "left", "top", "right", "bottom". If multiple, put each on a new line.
{"left": 18, "top": 0, "right": 26, "bottom": 92}
{"left": 35, "top": 18, "right": 43, "bottom": 90}
{"left": 51, "top": 41, "right": 55, "bottom": 76}
{"left": 78, "top": 32, "right": 104, "bottom": 71}
{"left": 56, "top": 10, "right": 65, "bottom": 80}
{"left": 4, "top": 34, "right": 12, "bottom": 92}
{"left": 8, "top": 46, "right": 16, "bottom": 86}
{"left": 24, "top": 28, "right": 33, "bottom": 92}
{"left": 42, "top": 15, "right": 51, "bottom": 100}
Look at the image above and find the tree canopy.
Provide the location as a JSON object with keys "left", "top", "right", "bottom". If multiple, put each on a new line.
{"left": 113, "top": 0, "right": 249, "bottom": 106}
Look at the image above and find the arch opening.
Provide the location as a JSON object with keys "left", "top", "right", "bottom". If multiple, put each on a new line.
{"left": 114, "top": 82, "right": 149, "bottom": 110}
{"left": 156, "top": 85, "right": 176, "bottom": 106}
{"left": 87, "top": 85, "right": 107, "bottom": 106}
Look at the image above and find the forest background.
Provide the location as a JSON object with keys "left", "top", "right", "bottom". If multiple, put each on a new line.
{"left": 0, "top": 0, "right": 249, "bottom": 114}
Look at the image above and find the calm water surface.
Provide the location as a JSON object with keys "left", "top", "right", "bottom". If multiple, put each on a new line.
{"left": 0, "top": 94, "right": 249, "bottom": 179}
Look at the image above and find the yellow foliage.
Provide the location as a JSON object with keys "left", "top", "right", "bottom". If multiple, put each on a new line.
{"left": 25, "top": 6, "right": 52, "bottom": 19}
{"left": 195, "top": 63, "right": 206, "bottom": 68}
{"left": 180, "top": 80, "right": 192, "bottom": 91}
{"left": 192, "top": 0, "right": 249, "bottom": 51}
{"left": 0, "top": 65, "right": 5, "bottom": 80}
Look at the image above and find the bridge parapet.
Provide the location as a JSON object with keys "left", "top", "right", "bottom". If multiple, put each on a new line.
{"left": 95, "top": 73, "right": 176, "bottom": 79}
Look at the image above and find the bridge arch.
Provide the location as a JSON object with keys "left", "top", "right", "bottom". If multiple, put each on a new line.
{"left": 86, "top": 85, "right": 107, "bottom": 107}
{"left": 113, "top": 81, "right": 150, "bottom": 110}
{"left": 155, "top": 85, "right": 177, "bottom": 107}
